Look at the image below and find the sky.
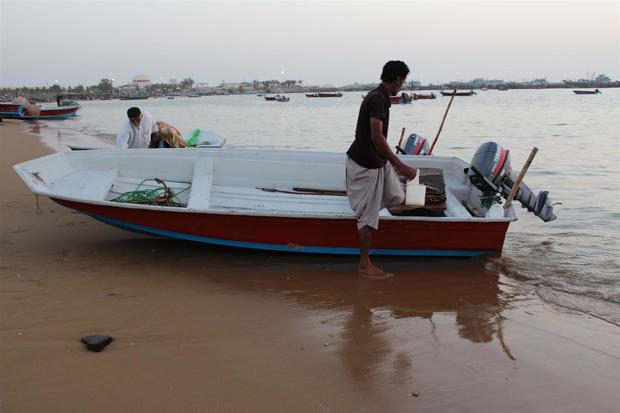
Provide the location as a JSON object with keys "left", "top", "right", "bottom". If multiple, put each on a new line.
{"left": 1, "top": 0, "right": 618, "bottom": 87}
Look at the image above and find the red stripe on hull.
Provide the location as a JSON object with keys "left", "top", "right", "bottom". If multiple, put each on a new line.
{"left": 52, "top": 198, "right": 510, "bottom": 253}
{"left": 0, "top": 104, "right": 22, "bottom": 113}
{"left": 38, "top": 107, "right": 79, "bottom": 116}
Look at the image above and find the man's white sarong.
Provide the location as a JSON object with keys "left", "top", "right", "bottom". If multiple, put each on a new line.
{"left": 345, "top": 157, "right": 405, "bottom": 230}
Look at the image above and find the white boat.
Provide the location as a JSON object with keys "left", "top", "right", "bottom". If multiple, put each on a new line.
{"left": 13, "top": 144, "right": 557, "bottom": 256}
{"left": 185, "top": 130, "right": 227, "bottom": 148}
{"left": 67, "top": 130, "right": 226, "bottom": 151}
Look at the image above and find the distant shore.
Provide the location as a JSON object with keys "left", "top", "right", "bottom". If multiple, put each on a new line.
{"left": 1, "top": 82, "right": 618, "bottom": 103}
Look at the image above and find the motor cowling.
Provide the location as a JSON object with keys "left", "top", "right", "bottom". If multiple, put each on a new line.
{"left": 403, "top": 133, "right": 430, "bottom": 155}
{"left": 467, "top": 142, "right": 557, "bottom": 222}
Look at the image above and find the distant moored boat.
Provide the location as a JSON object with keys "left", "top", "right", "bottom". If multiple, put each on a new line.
{"left": 0, "top": 100, "right": 79, "bottom": 120}
{"left": 119, "top": 93, "right": 149, "bottom": 100}
{"left": 412, "top": 93, "right": 436, "bottom": 100}
{"left": 306, "top": 92, "right": 342, "bottom": 98}
{"left": 389, "top": 93, "right": 413, "bottom": 104}
{"left": 573, "top": 89, "right": 601, "bottom": 95}
{"left": 440, "top": 90, "right": 477, "bottom": 97}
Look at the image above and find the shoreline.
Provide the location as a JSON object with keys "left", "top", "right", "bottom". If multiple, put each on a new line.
{"left": 1, "top": 120, "right": 619, "bottom": 412}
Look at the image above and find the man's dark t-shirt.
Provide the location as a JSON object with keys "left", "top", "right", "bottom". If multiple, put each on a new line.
{"left": 346, "top": 84, "right": 391, "bottom": 169}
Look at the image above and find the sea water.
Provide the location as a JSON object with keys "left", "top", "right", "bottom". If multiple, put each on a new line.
{"left": 24, "top": 88, "right": 620, "bottom": 325}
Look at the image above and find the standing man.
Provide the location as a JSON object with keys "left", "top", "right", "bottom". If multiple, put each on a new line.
{"left": 346, "top": 60, "right": 417, "bottom": 279}
{"left": 116, "top": 107, "right": 159, "bottom": 149}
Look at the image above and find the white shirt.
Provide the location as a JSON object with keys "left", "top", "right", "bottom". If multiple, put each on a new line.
{"left": 116, "top": 111, "right": 158, "bottom": 149}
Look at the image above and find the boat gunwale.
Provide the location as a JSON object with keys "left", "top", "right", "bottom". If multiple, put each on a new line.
{"left": 13, "top": 148, "right": 518, "bottom": 223}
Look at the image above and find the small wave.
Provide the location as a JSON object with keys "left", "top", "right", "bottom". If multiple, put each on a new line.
{"left": 483, "top": 256, "right": 533, "bottom": 282}
{"left": 485, "top": 234, "right": 620, "bottom": 327}
{"left": 536, "top": 284, "right": 620, "bottom": 327}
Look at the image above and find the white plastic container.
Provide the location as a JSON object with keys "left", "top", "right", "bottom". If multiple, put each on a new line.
{"left": 405, "top": 172, "right": 426, "bottom": 207}
{"left": 485, "top": 202, "right": 505, "bottom": 218}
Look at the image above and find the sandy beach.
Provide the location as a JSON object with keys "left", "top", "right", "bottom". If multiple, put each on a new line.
{"left": 1, "top": 120, "right": 619, "bottom": 412}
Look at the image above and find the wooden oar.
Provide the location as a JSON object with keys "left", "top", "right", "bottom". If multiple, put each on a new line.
{"left": 259, "top": 187, "right": 347, "bottom": 196}
{"left": 428, "top": 89, "right": 456, "bottom": 155}
{"left": 395, "top": 127, "right": 406, "bottom": 154}
{"left": 504, "top": 147, "right": 539, "bottom": 211}
{"left": 292, "top": 187, "right": 346, "bottom": 196}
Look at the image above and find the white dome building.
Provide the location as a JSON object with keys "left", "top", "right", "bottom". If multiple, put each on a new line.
{"left": 131, "top": 74, "right": 151, "bottom": 89}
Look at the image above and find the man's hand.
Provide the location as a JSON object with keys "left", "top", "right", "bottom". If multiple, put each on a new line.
{"left": 396, "top": 163, "right": 417, "bottom": 181}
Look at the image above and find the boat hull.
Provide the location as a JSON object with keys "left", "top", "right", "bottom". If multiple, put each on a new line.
{"left": 0, "top": 103, "right": 24, "bottom": 117}
{"left": 52, "top": 197, "right": 510, "bottom": 256}
{"left": 307, "top": 93, "right": 343, "bottom": 98}
{"left": 389, "top": 96, "right": 412, "bottom": 104}
{"left": 413, "top": 94, "right": 436, "bottom": 100}
{"left": 20, "top": 106, "right": 79, "bottom": 120}
{"left": 1, "top": 105, "right": 79, "bottom": 120}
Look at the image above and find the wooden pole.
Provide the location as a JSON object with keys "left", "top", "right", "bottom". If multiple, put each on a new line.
{"left": 395, "top": 127, "right": 406, "bottom": 154}
{"left": 394, "top": 128, "right": 407, "bottom": 155}
{"left": 428, "top": 89, "right": 456, "bottom": 155}
{"left": 398, "top": 127, "right": 406, "bottom": 147}
{"left": 504, "top": 147, "right": 539, "bottom": 210}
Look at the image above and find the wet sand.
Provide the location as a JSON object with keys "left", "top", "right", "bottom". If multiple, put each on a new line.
{"left": 1, "top": 120, "right": 619, "bottom": 412}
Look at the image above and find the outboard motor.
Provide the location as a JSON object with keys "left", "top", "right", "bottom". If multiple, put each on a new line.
{"left": 403, "top": 133, "right": 430, "bottom": 155}
{"left": 467, "top": 142, "right": 557, "bottom": 222}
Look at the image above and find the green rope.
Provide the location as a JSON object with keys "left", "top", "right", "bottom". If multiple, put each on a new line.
{"left": 185, "top": 128, "right": 201, "bottom": 147}
{"left": 111, "top": 178, "right": 191, "bottom": 207}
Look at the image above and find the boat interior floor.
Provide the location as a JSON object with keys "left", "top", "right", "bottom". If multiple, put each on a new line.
{"left": 52, "top": 163, "right": 478, "bottom": 219}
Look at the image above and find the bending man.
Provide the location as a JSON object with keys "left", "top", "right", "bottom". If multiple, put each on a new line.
{"left": 345, "top": 60, "right": 416, "bottom": 279}
{"left": 116, "top": 107, "right": 158, "bottom": 149}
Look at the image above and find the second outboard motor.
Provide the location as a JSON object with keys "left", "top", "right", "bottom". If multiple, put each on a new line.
{"left": 403, "top": 133, "right": 430, "bottom": 155}
{"left": 467, "top": 142, "right": 557, "bottom": 222}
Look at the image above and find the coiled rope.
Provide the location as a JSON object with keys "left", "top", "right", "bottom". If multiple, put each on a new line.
{"left": 111, "top": 178, "right": 191, "bottom": 207}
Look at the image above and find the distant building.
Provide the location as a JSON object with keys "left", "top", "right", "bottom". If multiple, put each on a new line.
{"left": 221, "top": 82, "right": 242, "bottom": 90}
{"left": 169, "top": 78, "right": 178, "bottom": 85}
{"left": 118, "top": 84, "right": 138, "bottom": 92}
{"left": 131, "top": 74, "right": 151, "bottom": 89}
{"left": 193, "top": 82, "right": 210, "bottom": 90}
{"left": 595, "top": 74, "right": 612, "bottom": 83}
{"left": 529, "top": 78, "right": 548, "bottom": 86}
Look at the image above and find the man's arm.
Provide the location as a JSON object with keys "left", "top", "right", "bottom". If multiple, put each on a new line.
{"left": 370, "top": 117, "right": 416, "bottom": 180}
{"left": 116, "top": 130, "right": 129, "bottom": 149}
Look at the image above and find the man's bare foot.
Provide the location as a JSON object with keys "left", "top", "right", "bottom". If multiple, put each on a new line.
{"left": 358, "top": 263, "right": 394, "bottom": 280}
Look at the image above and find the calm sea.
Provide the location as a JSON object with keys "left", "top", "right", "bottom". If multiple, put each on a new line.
{"left": 25, "top": 89, "right": 620, "bottom": 325}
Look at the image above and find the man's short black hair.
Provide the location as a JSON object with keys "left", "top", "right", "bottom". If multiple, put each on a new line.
{"left": 380, "top": 60, "right": 410, "bottom": 82}
{"left": 127, "top": 107, "right": 141, "bottom": 118}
